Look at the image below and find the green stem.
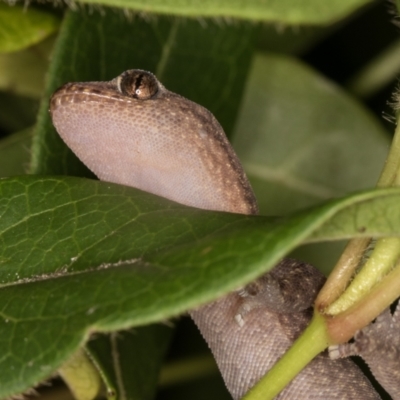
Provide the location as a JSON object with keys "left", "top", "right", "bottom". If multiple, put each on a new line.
{"left": 58, "top": 348, "right": 102, "bottom": 400}
{"left": 242, "top": 313, "right": 328, "bottom": 400}
{"left": 328, "top": 236, "right": 400, "bottom": 314}
{"left": 328, "top": 261, "right": 400, "bottom": 343}
{"left": 316, "top": 237, "right": 371, "bottom": 308}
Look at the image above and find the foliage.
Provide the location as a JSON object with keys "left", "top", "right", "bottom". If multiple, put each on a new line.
{"left": 0, "top": 0, "right": 399, "bottom": 399}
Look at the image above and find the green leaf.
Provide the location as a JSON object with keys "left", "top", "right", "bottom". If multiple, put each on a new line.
{"left": 0, "top": 129, "right": 32, "bottom": 177}
{"left": 233, "top": 53, "right": 389, "bottom": 216}
{"left": 0, "top": 36, "right": 54, "bottom": 98}
{"left": 0, "top": 176, "right": 400, "bottom": 397}
{"left": 0, "top": 3, "right": 59, "bottom": 53}
{"left": 74, "top": 0, "right": 373, "bottom": 25}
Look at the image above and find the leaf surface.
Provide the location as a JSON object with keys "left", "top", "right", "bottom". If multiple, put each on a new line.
{"left": 74, "top": 0, "right": 373, "bottom": 25}
{"left": 0, "top": 176, "right": 400, "bottom": 396}
{"left": 0, "top": 129, "right": 32, "bottom": 177}
{"left": 233, "top": 53, "right": 389, "bottom": 215}
{"left": 0, "top": 3, "right": 59, "bottom": 53}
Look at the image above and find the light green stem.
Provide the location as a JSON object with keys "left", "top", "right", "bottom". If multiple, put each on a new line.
{"left": 58, "top": 348, "right": 102, "bottom": 400}
{"left": 242, "top": 313, "right": 328, "bottom": 400}
{"left": 328, "top": 261, "right": 400, "bottom": 343}
{"left": 316, "top": 237, "right": 371, "bottom": 307}
{"left": 328, "top": 236, "right": 400, "bottom": 314}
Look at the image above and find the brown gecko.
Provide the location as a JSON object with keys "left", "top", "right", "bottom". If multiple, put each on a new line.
{"left": 50, "top": 69, "right": 399, "bottom": 399}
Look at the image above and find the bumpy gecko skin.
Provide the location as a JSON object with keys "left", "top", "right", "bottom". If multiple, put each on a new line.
{"left": 330, "top": 303, "right": 400, "bottom": 399}
{"left": 191, "top": 258, "right": 380, "bottom": 399}
{"left": 50, "top": 70, "right": 257, "bottom": 215}
{"left": 50, "top": 70, "right": 391, "bottom": 399}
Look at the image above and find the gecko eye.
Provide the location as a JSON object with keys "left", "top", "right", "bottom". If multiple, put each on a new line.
{"left": 117, "top": 70, "right": 159, "bottom": 100}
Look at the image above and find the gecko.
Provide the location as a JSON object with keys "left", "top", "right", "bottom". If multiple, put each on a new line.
{"left": 50, "top": 69, "right": 399, "bottom": 399}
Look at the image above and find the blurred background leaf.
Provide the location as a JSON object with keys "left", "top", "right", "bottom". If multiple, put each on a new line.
{"left": 0, "top": 3, "right": 59, "bottom": 53}
{"left": 69, "top": 0, "right": 374, "bottom": 25}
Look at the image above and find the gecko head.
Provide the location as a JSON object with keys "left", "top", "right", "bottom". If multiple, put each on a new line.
{"left": 49, "top": 69, "right": 258, "bottom": 215}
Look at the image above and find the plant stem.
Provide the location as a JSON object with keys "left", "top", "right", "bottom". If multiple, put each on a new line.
{"left": 316, "top": 237, "right": 371, "bottom": 307}
{"left": 327, "top": 260, "right": 400, "bottom": 343}
{"left": 242, "top": 312, "right": 328, "bottom": 400}
{"left": 58, "top": 348, "right": 102, "bottom": 400}
{"left": 328, "top": 236, "right": 400, "bottom": 314}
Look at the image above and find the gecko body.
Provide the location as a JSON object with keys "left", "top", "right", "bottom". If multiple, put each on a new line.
{"left": 50, "top": 69, "right": 398, "bottom": 399}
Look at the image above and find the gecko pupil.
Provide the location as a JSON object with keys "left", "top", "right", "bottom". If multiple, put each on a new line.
{"left": 119, "top": 69, "right": 158, "bottom": 100}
